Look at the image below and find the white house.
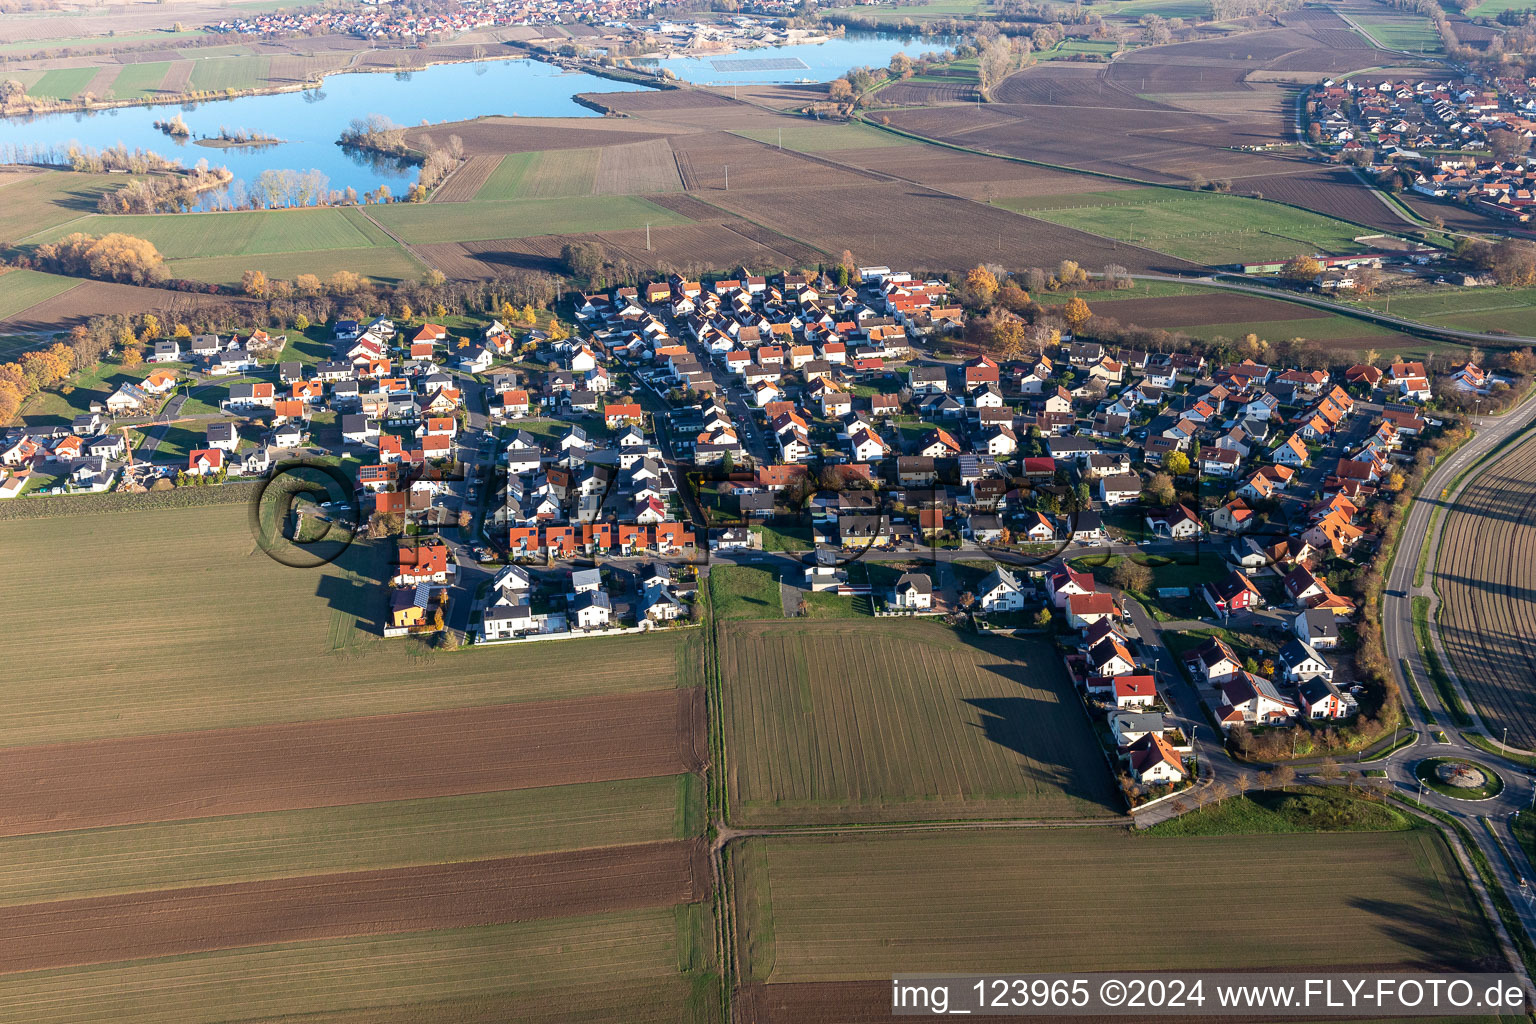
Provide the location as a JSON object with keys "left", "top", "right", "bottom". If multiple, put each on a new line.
{"left": 1277, "top": 638, "right": 1333, "bottom": 683}
{"left": 976, "top": 567, "right": 1026, "bottom": 613}
{"left": 1127, "top": 732, "right": 1185, "bottom": 784}
{"left": 1217, "top": 672, "right": 1296, "bottom": 728}
{"left": 892, "top": 572, "right": 934, "bottom": 610}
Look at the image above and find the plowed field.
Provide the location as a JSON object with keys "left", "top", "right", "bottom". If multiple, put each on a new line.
{"left": 0, "top": 840, "right": 706, "bottom": 973}
{"left": 1436, "top": 433, "right": 1536, "bottom": 746}
{"left": 0, "top": 688, "right": 704, "bottom": 835}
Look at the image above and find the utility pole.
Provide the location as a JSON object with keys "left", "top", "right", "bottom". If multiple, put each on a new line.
{"left": 723, "top": 164, "right": 728, "bottom": 191}
{"left": 778, "top": 127, "right": 782, "bottom": 150}
{"left": 646, "top": 222, "right": 651, "bottom": 251}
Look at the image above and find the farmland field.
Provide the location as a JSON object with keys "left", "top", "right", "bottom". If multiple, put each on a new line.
{"left": 0, "top": 775, "right": 699, "bottom": 906}
{"left": 0, "top": 908, "right": 719, "bottom": 1024}
{"left": 107, "top": 62, "right": 172, "bottom": 100}
{"left": 718, "top": 618, "right": 1120, "bottom": 823}
{"left": 995, "top": 187, "right": 1380, "bottom": 266}
{"left": 0, "top": 268, "right": 78, "bottom": 321}
{"left": 475, "top": 149, "right": 601, "bottom": 200}
{"left": 25, "top": 67, "right": 97, "bottom": 101}
{"left": 188, "top": 54, "right": 272, "bottom": 93}
{"left": 370, "top": 195, "right": 692, "bottom": 244}
{"left": 732, "top": 828, "right": 1499, "bottom": 1018}
{"left": 166, "top": 244, "right": 425, "bottom": 286}
{"left": 732, "top": 123, "right": 911, "bottom": 153}
{"left": 0, "top": 171, "right": 124, "bottom": 244}
{"left": 24, "top": 206, "right": 389, "bottom": 260}
{"left": 1351, "top": 285, "right": 1536, "bottom": 335}
{"left": 859, "top": 0, "right": 995, "bottom": 20}
{"left": 1435, "top": 434, "right": 1536, "bottom": 747}
{"left": 1350, "top": 12, "right": 1443, "bottom": 53}
{"left": 0, "top": 504, "right": 706, "bottom": 744}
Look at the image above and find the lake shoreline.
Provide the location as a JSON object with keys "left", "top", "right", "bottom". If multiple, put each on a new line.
{"left": 0, "top": 47, "right": 668, "bottom": 125}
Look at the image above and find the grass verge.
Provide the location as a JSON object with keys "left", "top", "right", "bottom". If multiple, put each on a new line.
{"left": 1412, "top": 595, "right": 1471, "bottom": 727}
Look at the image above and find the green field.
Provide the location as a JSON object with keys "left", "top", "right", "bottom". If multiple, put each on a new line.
{"left": 0, "top": 504, "right": 703, "bottom": 745}
{"left": 25, "top": 67, "right": 99, "bottom": 101}
{"left": 27, "top": 205, "right": 389, "bottom": 259}
{"left": 732, "top": 123, "right": 913, "bottom": 153}
{"left": 708, "top": 564, "right": 783, "bottom": 621}
{"left": 476, "top": 149, "right": 601, "bottom": 200}
{"left": 106, "top": 62, "right": 173, "bottom": 100}
{"left": 719, "top": 618, "right": 1120, "bottom": 823}
{"left": 1038, "top": 38, "right": 1124, "bottom": 60}
{"left": 167, "top": 244, "right": 425, "bottom": 287}
{"left": 860, "top": 0, "right": 996, "bottom": 22}
{"left": 188, "top": 54, "right": 272, "bottom": 93}
{"left": 1351, "top": 12, "right": 1443, "bottom": 54}
{"left": 1098, "top": 0, "right": 1211, "bottom": 16}
{"left": 998, "top": 187, "right": 1377, "bottom": 265}
{"left": 1467, "top": 0, "right": 1535, "bottom": 16}
{"left": 0, "top": 268, "right": 78, "bottom": 321}
{"left": 732, "top": 828, "right": 1497, "bottom": 983}
{"left": 0, "top": 775, "right": 697, "bottom": 907}
{"left": 0, "top": 909, "right": 716, "bottom": 1024}
{"left": 1351, "top": 285, "right": 1536, "bottom": 335}
{"left": 17, "top": 354, "right": 164, "bottom": 428}
{"left": 370, "top": 195, "right": 692, "bottom": 245}
{"left": 0, "top": 171, "right": 122, "bottom": 244}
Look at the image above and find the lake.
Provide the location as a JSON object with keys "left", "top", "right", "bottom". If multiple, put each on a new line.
{"left": 0, "top": 32, "right": 956, "bottom": 208}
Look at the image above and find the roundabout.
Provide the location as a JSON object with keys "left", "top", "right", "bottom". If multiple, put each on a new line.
{"left": 1415, "top": 757, "right": 1505, "bottom": 801}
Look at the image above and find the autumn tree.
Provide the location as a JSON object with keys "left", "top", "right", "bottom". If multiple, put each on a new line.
{"left": 977, "top": 37, "right": 1011, "bottom": 99}
{"left": 1281, "top": 254, "right": 1322, "bottom": 283}
{"left": 122, "top": 346, "right": 142, "bottom": 369}
{"left": 34, "top": 232, "right": 167, "bottom": 285}
{"left": 1111, "top": 559, "right": 1153, "bottom": 594}
{"left": 965, "top": 264, "right": 999, "bottom": 306}
{"left": 294, "top": 313, "right": 310, "bottom": 331}
{"left": 1164, "top": 450, "right": 1191, "bottom": 476}
{"left": 241, "top": 269, "right": 269, "bottom": 298}
{"left": 139, "top": 313, "right": 161, "bottom": 341}
{"left": 328, "top": 270, "right": 364, "bottom": 295}
{"left": 828, "top": 78, "right": 854, "bottom": 102}
{"left": 997, "top": 282, "right": 1031, "bottom": 313}
{"left": 1062, "top": 296, "right": 1092, "bottom": 335}
{"left": 1146, "top": 472, "right": 1176, "bottom": 505}
{"left": 295, "top": 274, "right": 322, "bottom": 295}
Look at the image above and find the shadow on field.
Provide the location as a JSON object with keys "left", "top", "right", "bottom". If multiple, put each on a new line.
{"left": 1345, "top": 895, "right": 1502, "bottom": 971}
{"left": 314, "top": 539, "right": 391, "bottom": 634}
{"left": 963, "top": 693, "right": 1099, "bottom": 798}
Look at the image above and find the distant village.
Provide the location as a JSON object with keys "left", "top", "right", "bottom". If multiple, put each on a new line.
{"left": 1310, "top": 74, "right": 1536, "bottom": 224}
{"left": 3, "top": 260, "right": 1516, "bottom": 796}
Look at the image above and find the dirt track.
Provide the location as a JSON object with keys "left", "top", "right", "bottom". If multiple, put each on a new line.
{"left": 0, "top": 840, "right": 707, "bottom": 973}
{"left": 0, "top": 688, "right": 704, "bottom": 835}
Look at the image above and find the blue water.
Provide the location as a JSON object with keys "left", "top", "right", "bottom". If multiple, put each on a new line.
{"left": 0, "top": 32, "right": 957, "bottom": 207}
{"left": 652, "top": 31, "right": 960, "bottom": 85}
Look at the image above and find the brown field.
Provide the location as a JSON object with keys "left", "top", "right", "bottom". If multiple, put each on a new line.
{"left": 159, "top": 59, "right": 194, "bottom": 93}
{"left": 1436, "top": 434, "right": 1536, "bottom": 747}
{"left": 594, "top": 137, "right": 684, "bottom": 195}
{"left": 0, "top": 688, "right": 704, "bottom": 835}
{"left": 1081, "top": 291, "right": 1329, "bottom": 328}
{"left": 431, "top": 154, "right": 500, "bottom": 203}
{"left": 875, "top": 79, "right": 974, "bottom": 105}
{"left": 882, "top": 102, "right": 1289, "bottom": 184}
{"left": 1, "top": 277, "right": 253, "bottom": 334}
{"left": 0, "top": 840, "right": 706, "bottom": 974}
{"left": 670, "top": 131, "right": 874, "bottom": 191}
{"left": 1236, "top": 164, "right": 1409, "bottom": 232}
{"left": 579, "top": 88, "right": 739, "bottom": 114}
{"left": 408, "top": 116, "right": 690, "bottom": 158}
{"left": 707, "top": 182, "right": 1200, "bottom": 275}
{"left": 820, "top": 145, "right": 1142, "bottom": 202}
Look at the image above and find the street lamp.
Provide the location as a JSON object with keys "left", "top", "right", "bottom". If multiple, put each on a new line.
{"left": 1418, "top": 778, "right": 1426, "bottom": 806}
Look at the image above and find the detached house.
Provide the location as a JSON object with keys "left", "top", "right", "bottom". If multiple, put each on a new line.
{"left": 976, "top": 567, "right": 1026, "bottom": 613}
{"left": 1217, "top": 672, "right": 1297, "bottom": 729}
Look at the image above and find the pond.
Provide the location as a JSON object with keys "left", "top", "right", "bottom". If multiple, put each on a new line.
{"left": 0, "top": 31, "right": 960, "bottom": 208}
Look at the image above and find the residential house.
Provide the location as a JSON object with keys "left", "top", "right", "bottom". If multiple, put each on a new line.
{"left": 1278, "top": 638, "right": 1333, "bottom": 683}
{"left": 891, "top": 573, "right": 934, "bottom": 610}
{"left": 1217, "top": 672, "right": 1297, "bottom": 728}
{"left": 976, "top": 567, "right": 1026, "bottom": 613}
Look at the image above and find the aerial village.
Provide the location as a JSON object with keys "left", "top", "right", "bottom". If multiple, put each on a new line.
{"left": 1, "top": 260, "right": 1516, "bottom": 796}
{"left": 1310, "top": 74, "right": 1536, "bottom": 224}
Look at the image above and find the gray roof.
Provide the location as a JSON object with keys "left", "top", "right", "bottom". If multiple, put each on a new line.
{"left": 895, "top": 572, "right": 933, "bottom": 596}
{"left": 570, "top": 568, "right": 602, "bottom": 590}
